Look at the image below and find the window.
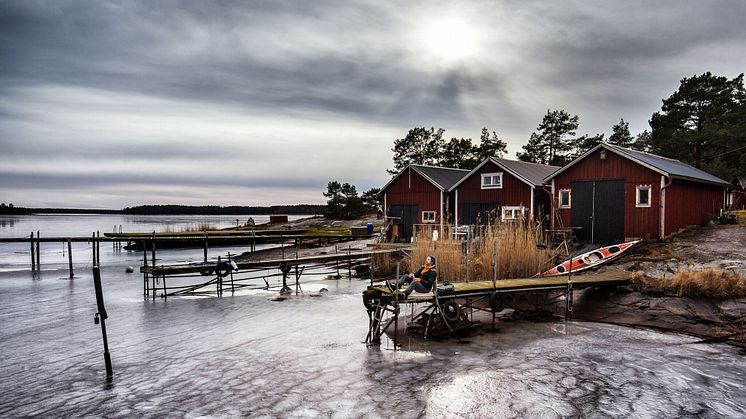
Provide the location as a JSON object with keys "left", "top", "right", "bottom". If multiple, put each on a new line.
{"left": 481, "top": 172, "right": 503, "bottom": 189}
{"left": 636, "top": 185, "right": 651, "bottom": 207}
{"left": 559, "top": 189, "right": 571, "bottom": 208}
{"left": 422, "top": 211, "right": 436, "bottom": 223}
{"left": 501, "top": 206, "right": 525, "bottom": 221}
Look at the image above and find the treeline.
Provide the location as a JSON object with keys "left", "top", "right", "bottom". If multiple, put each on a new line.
{"left": 388, "top": 72, "right": 746, "bottom": 181}
{"left": 0, "top": 204, "right": 120, "bottom": 215}
{"left": 0, "top": 203, "right": 326, "bottom": 215}
{"left": 121, "top": 204, "right": 326, "bottom": 215}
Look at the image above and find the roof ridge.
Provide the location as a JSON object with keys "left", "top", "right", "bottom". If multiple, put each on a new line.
{"left": 493, "top": 157, "right": 561, "bottom": 169}
{"left": 411, "top": 163, "right": 469, "bottom": 171}
{"left": 607, "top": 144, "right": 681, "bottom": 163}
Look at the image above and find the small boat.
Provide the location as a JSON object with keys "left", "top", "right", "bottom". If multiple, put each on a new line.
{"left": 541, "top": 239, "right": 642, "bottom": 277}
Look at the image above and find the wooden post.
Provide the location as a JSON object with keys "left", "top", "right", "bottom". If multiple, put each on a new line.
{"left": 36, "top": 230, "right": 40, "bottom": 269}
{"left": 96, "top": 230, "right": 101, "bottom": 266}
{"left": 92, "top": 266, "right": 113, "bottom": 377}
{"left": 228, "top": 252, "right": 235, "bottom": 294}
{"left": 347, "top": 247, "right": 352, "bottom": 279}
{"left": 92, "top": 233, "right": 97, "bottom": 267}
{"left": 281, "top": 233, "right": 285, "bottom": 260}
{"left": 203, "top": 231, "right": 208, "bottom": 262}
{"left": 217, "top": 256, "right": 222, "bottom": 296}
{"left": 143, "top": 244, "right": 148, "bottom": 298}
{"left": 466, "top": 229, "right": 471, "bottom": 283}
{"left": 151, "top": 237, "right": 156, "bottom": 300}
{"left": 30, "top": 232, "right": 35, "bottom": 271}
{"left": 67, "top": 239, "right": 74, "bottom": 279}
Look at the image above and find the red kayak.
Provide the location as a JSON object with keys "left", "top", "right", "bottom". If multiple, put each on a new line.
{"left": 541, "top": 239, "right": 642, "bottom": 277}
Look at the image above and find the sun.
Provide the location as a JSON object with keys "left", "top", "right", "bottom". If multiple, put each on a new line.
{"left": 416, "top": 17, "right": 481, "bottom": 65}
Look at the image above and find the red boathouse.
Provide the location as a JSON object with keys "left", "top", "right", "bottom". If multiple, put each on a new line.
{"left": 381, "top": 165, "right": 468, "bottom": 242}
{"left": 449, "top": 158, "right": 559, "bottom": 225}
{"left": 546, "top": 144, "right": 729, "bottom": 243}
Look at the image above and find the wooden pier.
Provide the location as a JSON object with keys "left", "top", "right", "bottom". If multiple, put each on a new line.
{"left": 363, "top": 271, "right": 631, "bottom": 345}
{"left": 0, "top": 230, "right": 376, "bottom": 278}
{"left": 139, "top": 248, "right": 403, "bottom": 299}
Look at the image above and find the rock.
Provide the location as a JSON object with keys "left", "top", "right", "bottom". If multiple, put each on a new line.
{"left": 125, "top": 266, "right": 134, "bottom": 273}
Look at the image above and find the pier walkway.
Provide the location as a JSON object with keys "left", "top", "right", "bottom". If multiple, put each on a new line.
{"left": 363, "top": 271, "right": 631, "bottom": 345}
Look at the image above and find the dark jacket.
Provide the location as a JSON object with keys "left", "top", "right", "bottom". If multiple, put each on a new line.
{"left": 414, "top": 265, "right": 437, "bottom": 290}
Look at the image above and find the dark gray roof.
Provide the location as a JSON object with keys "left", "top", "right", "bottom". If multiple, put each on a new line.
{"left": 381, "top": 164, "right": 469, "bottom": 192}
{"left": 494, "top": 158, "right": 560, "bottom": 187}
{"left": 449, "top": 157, "right": 559, "bottom": 190}
{"left": 412, "top": 165, "right": 470, "bottom": 190}
{"left": 606, "top": 144, "right": 729, "bottom": 186}
{"left": 546, "top": 143, "right": 730, "bottom": 186}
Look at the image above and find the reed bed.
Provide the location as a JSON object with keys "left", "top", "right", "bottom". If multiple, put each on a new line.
{"left": 161, "top": 223, "right": 218, "bottom": 233}
{"left": 666, "top": 268, "right": 746, "bottom": 298}
{"left": 405, "top": 221, "right": 552, "bottom": 283}
{"left": 631, "top": 268, "right": 746, "bottom": 299}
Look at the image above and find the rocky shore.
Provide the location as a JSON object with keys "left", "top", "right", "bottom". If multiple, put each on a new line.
{"left": 564, "top": 224, "right": 746, "bottom": 348}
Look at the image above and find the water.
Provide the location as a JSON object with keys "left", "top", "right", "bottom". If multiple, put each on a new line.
{"left": 1, "top": 215, "right": 745, "bottom": 417}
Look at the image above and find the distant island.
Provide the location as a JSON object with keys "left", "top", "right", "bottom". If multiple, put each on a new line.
{"left": 0, "top": 203, "right": 326, "bottom": 216}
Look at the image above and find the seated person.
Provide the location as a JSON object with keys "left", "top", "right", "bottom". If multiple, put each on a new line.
{"left": 388, "top": 256, "right": 436, "bottom": 298}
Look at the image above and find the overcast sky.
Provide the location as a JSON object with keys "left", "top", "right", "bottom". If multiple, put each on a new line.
{"left": 1, "top": 1, "right": 745, "bottom": 208}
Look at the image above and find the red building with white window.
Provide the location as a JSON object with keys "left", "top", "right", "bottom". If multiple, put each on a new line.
{"left": 450, "top": 158, "right": 559, "bottom": 225}
{"left": 546, "top": 143, "right": 729, "bottom": 243}
{"left": 381, "top": 165, "right": 468, "bottom": 242}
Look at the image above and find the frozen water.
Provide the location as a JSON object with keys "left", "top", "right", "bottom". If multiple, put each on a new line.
{"left": 1, "top": 216, "right": 745, "bottom": 417}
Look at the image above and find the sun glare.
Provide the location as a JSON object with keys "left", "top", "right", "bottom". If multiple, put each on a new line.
{"left": 418, "top": 18, "right": 480, "bottom": 64}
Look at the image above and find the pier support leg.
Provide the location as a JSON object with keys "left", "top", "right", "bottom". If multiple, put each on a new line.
{"left": 30, "top": 232, "right": 35, "bottom": 272}
{"left": 68, "top": 239, "right": 74, "bottom": 279}
{"left": 279, "top": 264, "right": 292, "bottom": 295}
{"left": 36, "top": 230, "right": 40, "bottom": 270}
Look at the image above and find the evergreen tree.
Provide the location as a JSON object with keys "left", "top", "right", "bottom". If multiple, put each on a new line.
{"left": 649, "top": 72, "right": 745, "bottom": 178}
{"left": 361, "top": 187, "right": 383, "bottom": 212}
{"left": 388, "top": 127, "right": 445, "bottom": 175}
{"left": 477, "top": 127, "right": 507, "bottom": 160}
{"left": 608, "top": 118, "right": 634, "bottom": 148}
{"left": 572, "top": 133, "right": 605, "bottom": 157}
{"left": 439, "top": 137, "right": 478, "bottom": 169}
{"left": 632, "top": 130, "right": 652, "bottom": 152}
{"left": 517, "top": 109, "right": 579, "bottom": 166}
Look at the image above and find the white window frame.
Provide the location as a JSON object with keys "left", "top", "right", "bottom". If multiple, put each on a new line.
{"left": 558, "top": 189, "right": 571, "bottom": 208}
{"left": 422, "top": 211, "right": 436, "bottom": 223}
{"left": 501, "top": 206, "right": 526, "bottom": 221}
{"left": 481, "top": 172, "right": 503, "bottom": 189}
{"left": 636, "top": 185, "right": 652, "bottom": 208}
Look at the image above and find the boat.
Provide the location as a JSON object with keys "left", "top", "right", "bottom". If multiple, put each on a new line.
{"left": 540, "top": 239, "right": 642, "bottom": 277}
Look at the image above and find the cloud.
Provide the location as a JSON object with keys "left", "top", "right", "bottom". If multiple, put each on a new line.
{"left": 1, "top": 0, "right": 746, "bottom": 207}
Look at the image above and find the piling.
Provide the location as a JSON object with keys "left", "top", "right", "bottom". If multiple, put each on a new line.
{"left": 96, "top": 230, "right": 101, "bottom": 266}
{"left": 91, "top": 232, "right": 97, "bottom": 266}
{"left": 92, "top": 266, "right": 113, "bottom": 377}
{"left": 142, "top": 245, "right": 149, "bottom": 298}
{"left": 36, "top": 230, "right": 40, "bottom": 269}
{"left": 203, "top": 231, "right": 208, "bottom": 262}
{"left": 67, "top": 239, "right": 74, "bottom": 279}
{"left": 30, "top": 232, "right": 35, "bottom": 271}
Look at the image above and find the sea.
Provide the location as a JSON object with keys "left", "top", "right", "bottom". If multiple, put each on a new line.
{"left": 0, "top": 214, "right": 745, "bottom": 417}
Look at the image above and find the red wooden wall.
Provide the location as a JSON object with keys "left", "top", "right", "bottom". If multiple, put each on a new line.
{"left": 455, "top": 161, "right": 533, "bottom": 214}
{"left": 664, "top": 181, "right": 725, "bottom": 235}
{"left": 383, "top": 167, "right": 443, "bottom": 223}
{"left": 552, "top": 148, "right": 662, "bottom": 238}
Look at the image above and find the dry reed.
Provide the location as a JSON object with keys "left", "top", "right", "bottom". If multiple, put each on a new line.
{"left": 406, "top": 221, "right": 552, "bottom": 283}
{"left": 666, "top": 268, "right": 746, "bottom": 298}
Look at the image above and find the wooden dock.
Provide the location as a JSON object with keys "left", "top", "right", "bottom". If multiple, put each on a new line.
{"left": 363, "top": 271, "right": 631, "bottom": 345}
{"left": 139, "top": 248, "right": 404, "bottom": 299}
